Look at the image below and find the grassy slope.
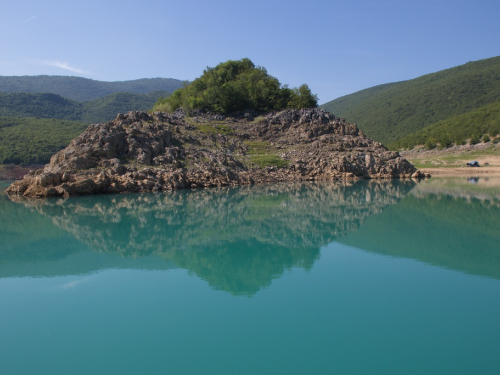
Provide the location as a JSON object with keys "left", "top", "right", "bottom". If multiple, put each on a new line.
{"left": 320, "top": 56, "right": 500, "bottom": 146}
{"left": 0, "top": 76, "right": 185, "bottom": 101}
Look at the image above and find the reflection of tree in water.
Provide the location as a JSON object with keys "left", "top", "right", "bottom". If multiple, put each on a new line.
{"left": 169, "top": 240, "right": 318, "bottom": 296}
{"left": 11, "top": 180, "right": 416, "bottom": 295}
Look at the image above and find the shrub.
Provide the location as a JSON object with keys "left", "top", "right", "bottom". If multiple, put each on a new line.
{"left": 425, "top": 139, "right": 437, "bottom": 150}
{"left": 470, "top": 135, "right": 481, "bottom": 145}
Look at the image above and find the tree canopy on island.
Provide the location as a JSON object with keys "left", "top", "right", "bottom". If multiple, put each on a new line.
{"left": 153, "top": 58, "right": 318, "bottom": 114}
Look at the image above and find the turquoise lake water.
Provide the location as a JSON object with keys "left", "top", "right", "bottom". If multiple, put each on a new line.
{"left": 1, "top": 178, "right": 500, "bottom": 374}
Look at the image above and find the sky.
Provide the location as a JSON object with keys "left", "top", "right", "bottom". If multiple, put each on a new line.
{"left": 1, "top": 0, "right": 499, "bottom": 104}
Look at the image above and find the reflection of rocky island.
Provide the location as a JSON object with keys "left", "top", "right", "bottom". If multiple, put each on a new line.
{"left": 8, "top": 181, "right": 415, "bottom": 295}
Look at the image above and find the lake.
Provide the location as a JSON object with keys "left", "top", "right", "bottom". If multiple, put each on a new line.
{"left": 1, "top": 178, "right": 500, "bottom": 374}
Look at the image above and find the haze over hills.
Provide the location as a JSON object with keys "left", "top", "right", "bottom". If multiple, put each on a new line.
{"left": 0, "top": 76, "right": 185, "bottom": 101}
{"left": 321, "top": 56, "right": 500, "bottom": 148}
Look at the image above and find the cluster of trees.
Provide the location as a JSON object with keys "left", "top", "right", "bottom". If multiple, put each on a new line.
{"left": 321, "top": 56, "right": 500, "bottom": 146}
{"left": 153, "top": 58, "right": 318, "bottom": 114}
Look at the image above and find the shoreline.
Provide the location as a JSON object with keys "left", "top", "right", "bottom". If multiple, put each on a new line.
{"left": 401, "top": 144, "right": 500, "bottom": 177}
{"left": 417, "top": 166, "right": 500, "bottom": 177}
{"left": 0, "top": 164, "right": 42, "bottom": 181}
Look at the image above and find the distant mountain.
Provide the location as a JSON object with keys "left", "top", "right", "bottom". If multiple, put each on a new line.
{"left": 0, "top": 90, "right": 169, "bottom": 124}
{"left": 0, "top": 76, "right": 185, "bottom": 101}
{"left": 321, "top": 56, "right": 500, "bottom": 147}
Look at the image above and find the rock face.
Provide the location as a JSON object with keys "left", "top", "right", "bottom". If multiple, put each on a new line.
{"left": 6, "top": 108, "right": 422, "bottom": 197}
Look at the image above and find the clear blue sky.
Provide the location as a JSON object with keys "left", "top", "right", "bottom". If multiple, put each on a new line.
{"left": 1, "top": 0, "right": 499, "bottom": 103}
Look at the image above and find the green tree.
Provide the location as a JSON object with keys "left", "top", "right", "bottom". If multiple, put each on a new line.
{"left": 154, "top": 58, "right": 318, "bottom": 114}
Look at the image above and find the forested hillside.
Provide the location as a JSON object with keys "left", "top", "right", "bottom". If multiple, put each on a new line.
{"left": 0, "top": 90, "right": 169, "bottom": 124}
{"left": 0, "top": 76, "right": 185, "bottom": 101}
{"left": 321, "top": 56, "right": 500, "bottom": 147}
{"left": 392, "top": 100, "right": 500, "bottom": 149}
{"left": 0, "top": 117, "right": 87, "bottom": 164}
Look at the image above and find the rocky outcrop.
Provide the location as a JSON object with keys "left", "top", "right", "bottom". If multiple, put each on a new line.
{"left": 6, "top": 108, "right": 425, "bottom": 197}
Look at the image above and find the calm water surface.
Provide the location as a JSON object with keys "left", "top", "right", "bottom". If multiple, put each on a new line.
{"left": 1, "top": 178, "right": 500, "bottom": 374}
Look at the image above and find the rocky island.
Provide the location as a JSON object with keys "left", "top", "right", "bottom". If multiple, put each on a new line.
{"left": 6, "top": 107, "right": 424, "bottom": 197}
{"left": 6, "top": 59, "right": 426, "bottom": 197}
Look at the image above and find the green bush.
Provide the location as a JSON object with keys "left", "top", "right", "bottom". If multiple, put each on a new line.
{"left": 437, "top": 136, "right": 453, "bottom": 149}
{"left": 154, "top": 58, "right": 318, "bottom": 114}
{"left": 470, "top": 135, "right": 481, "bottom": 145}
{"left": 482, "top": 134, "right": 491, "bottom": 142}
{"left": 425, "top": 139, "right": 437, "bottom": 150}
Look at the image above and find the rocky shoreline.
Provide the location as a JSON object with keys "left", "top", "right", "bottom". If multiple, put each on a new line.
{"left": 6, "top": 108, "right": 427, "bottom": 197}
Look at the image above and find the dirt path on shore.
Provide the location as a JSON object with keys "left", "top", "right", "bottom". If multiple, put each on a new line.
{"left": 417, "top": 165, "right": 500, "bottom": 176}
{"left": 401, "top": 144, "right": 500, "bottom": 177}
{"left": 416, "top": 155, "right": 500, "bottom": 176}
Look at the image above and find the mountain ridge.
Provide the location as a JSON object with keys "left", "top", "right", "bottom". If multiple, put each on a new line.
{"left": 0, "top": 75, "right": 185, "bottom": 101}
{"left": 0, "top": 90, "right": 170, "bottom": 124}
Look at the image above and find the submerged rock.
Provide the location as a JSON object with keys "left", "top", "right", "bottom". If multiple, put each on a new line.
{"left": 6, "top": 108, "right": 420, "bottom": 197}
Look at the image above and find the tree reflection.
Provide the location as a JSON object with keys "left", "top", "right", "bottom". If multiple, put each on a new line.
{"left": 6, "top": 181, "right": 416, "bottom": 295}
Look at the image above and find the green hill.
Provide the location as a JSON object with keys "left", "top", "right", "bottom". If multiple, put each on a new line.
{"left": 0, "top": 90, "right": 169, "bottom": 124}
{"left": 0, "top": 90, "right": 175, "bottom": 165}
{"left": 81, "top": 90, "right": 170, "bottom": 123}
{"left": 0, "top": 76, "right": 185, "bottom": 101}
{"left": 0, "top": 117, "right": 87, "bottom": 164}
{"left": 320, "top": 56, "right": 500, "bottom": 147}
{"left": 0, "top": 92, "right": 83, "bottom": 121}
